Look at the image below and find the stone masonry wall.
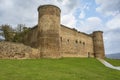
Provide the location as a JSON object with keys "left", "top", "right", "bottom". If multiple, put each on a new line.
{"left": 0, "top": 41, "right": 40, "bottom": 59}
{"left": 23, "top": 26, "right": 38, "bottom": 48}
{"left": 60, "top": 25, "right": 94, "bottom": 57}
{"left": 22, "top": 5, "right": 105, "bottom": 58}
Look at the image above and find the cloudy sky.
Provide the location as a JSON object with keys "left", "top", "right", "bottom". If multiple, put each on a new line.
{"left": 0, "top": 0, "right": 120, "bottom": 54}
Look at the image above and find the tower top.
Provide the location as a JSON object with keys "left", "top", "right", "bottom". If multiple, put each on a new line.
{"left": 38, "top": 4, "right": 61, "bottom": 12}
{"left": 93, "top": 31, "right": 103, "bottom": 34}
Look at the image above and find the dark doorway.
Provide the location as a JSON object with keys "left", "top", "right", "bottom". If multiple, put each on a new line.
{"left": 88, "top": 52, "right": 90, "bottom": 58}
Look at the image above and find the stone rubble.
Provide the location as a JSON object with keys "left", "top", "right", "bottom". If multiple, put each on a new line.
{"left": 0, "top": 41, "right": 40, "bottom": 59}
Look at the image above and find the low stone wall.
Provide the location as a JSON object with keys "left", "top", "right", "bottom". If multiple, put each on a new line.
{"left": 0, "top": 41, "right": 40, "bottom": 59}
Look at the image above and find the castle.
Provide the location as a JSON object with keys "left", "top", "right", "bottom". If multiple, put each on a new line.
{"left": 23, "top": 5, "right": 105, "bottom": 58}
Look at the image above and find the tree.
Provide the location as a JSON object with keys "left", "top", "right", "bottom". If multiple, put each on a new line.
{"left": 1, "top": 24, "right": 15, "bottom": 41}
{"left": 0, "top": 26, "right": 5, "bottom": 41}
{"left": 15, "top": 24, "right": 25, "bottom": 33}
{"left": 0, "top": 24, "right": 31, "bottom": 43}
{"left": 13, "top": 26, "right": 31, "bottom": 43}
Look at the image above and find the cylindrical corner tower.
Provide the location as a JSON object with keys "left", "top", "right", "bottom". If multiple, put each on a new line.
{"left": 37, "top": 5, "right": 61, "bottom": 58}
{"left": 92, "top": 31, "right": 105, "bottom": 58}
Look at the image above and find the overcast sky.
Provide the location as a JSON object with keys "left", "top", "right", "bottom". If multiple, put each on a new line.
{"left": 0, "top": 0, "right": 120, "bottom": 54}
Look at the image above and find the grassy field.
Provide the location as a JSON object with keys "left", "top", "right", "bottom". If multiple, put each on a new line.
{"left": 105, "top": 58, "right": 120, "bottom": 66}
{"left": 0, "top": 58, "right": 120, "bottom": 80}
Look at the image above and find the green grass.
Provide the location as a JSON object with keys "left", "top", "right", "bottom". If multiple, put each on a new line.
{"left": 0, "top": 58, "right": 120, "bottom": 80}
{"left": 105, "top": 58, "right": 120, "bottom": 66}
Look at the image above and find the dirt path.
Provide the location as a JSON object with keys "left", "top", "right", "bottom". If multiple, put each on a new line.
{"left": 97, "top": 58, "right": 120, "bottom": 71}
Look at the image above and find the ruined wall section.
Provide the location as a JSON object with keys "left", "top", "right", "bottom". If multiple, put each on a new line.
{"left": 0, "top": 41, "right": 40, "bottom": 59}
{"left": 60, "top": 25, "right": 94, "bottom": 57}
{"left": 23, "top": 26, "right": 38, "bottom": 48}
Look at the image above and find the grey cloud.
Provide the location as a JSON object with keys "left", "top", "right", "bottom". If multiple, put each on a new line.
{"left": 95, "top": 0, "right": 120, "bottom": 54}
{"left": 0, "top": 0, "right": 40, "bottom": 27}
{"left": 57, "top": 0, "right": 79, "bottom": 8}
{"left": 56, "top": 0, "right": 81, "bottom": 14}
{"left": 0, "top": 0, "right": 81, "bottom": 27}
{"left": 96, "top": 0, "right": 120, "bottom": 16}
{"left": 104, "top": 28, "right": 120, "bottom": 54}
{"left": 66, "top": 0, "right": 79, "bottom": 8}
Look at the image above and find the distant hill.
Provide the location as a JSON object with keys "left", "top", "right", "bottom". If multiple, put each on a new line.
{"left": 106, "top": 53, "right": 120, "bottom": 59}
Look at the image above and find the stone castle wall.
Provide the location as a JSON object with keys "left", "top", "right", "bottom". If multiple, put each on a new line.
{"left": 0, "top": 5, "right": 105, "bottom": 59}
{"left": 22, "top": 5, "right": 105, "bottom": 58}
{"left": 60, "top": 25, "right": 94, "bottom": 57}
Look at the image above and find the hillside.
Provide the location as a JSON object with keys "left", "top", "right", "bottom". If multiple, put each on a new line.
{"left": 106, "top": 58, "right": 120, "bottom": 66}
{"left": 0, "top": 58, "right": 120, "bottom": 80}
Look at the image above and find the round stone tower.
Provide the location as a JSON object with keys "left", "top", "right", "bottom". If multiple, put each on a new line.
{"left": 37, "top": 5, "right": 61, "bottom": 58}
{"left": 92, "top": 31, "right": 105, "bottom": 58}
